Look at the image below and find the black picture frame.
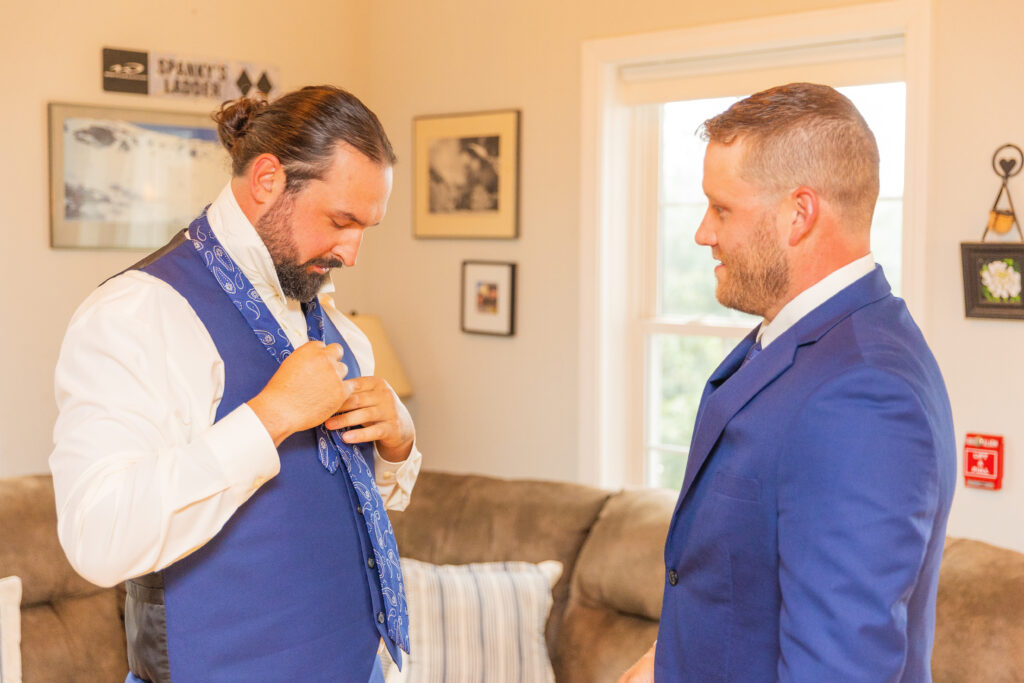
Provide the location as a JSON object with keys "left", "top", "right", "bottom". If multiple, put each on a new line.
{"left": 960, "top": 242, "right": 1024, "bottom": 319}
{"left": 461, "top": 261, "right": 517, "bottom": 336}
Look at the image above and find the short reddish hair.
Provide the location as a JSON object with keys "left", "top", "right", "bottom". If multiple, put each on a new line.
{"left": 701, "top": 82, "right": 880, "bottom": 229}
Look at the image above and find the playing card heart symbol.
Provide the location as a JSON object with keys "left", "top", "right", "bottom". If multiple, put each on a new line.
{"left": 999, "top": 158, "right": 1017, "bottom": 176}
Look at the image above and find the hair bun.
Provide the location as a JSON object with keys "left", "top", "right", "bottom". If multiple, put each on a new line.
{"left": 212, "top": 97, "right": 268, "bottom": 152}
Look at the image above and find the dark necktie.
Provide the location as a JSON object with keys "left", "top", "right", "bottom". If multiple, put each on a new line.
{"left": 742, "top": 339, "right": 763, "bottom": 367}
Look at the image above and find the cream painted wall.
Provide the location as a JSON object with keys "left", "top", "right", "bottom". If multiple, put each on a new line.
{"left": 0, "top": 0, "right": 366, "bottom": 476}
{"left": 345, "top": 0, "right": 1024, "bottom": 551}
{"left": 344, "top": 0, "right": 874, "bottom": 483}
{"left": 3, "top": 0, "right": 1022, "bottom": 552}
{"left": 926, "top": 0, "right": 1024, "bottom": 552}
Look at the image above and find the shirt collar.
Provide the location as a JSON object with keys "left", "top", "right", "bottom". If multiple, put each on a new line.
{"left": 204, "top": 183, "right": 336, "bottom": 305}
{"left": 757, "top": 253, "right": 875, "bottom": 349}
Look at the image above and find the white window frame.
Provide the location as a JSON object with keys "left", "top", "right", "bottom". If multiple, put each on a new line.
{"left": 577, "top": 1, "right": 933, "bottom": 488}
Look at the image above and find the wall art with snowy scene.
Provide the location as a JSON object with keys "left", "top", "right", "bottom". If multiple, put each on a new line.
{"left": 48, "top": 102, "right": 229, "bottom": 249}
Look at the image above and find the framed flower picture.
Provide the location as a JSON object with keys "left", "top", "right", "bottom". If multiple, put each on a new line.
{"left": 960, "top": 242, "right": 1024, "bottom": 319}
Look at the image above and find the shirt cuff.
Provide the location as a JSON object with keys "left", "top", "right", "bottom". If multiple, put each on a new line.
{"left": 204, "top": 404, "right": 281, "bottom": 492}
{"left": 375, "top": 443, "right": 422, "bottom": 511}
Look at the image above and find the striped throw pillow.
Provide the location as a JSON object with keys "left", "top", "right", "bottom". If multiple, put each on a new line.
{"left": 0, "top": 576, "right": 22, "bottom": 683}
{"left": 385, "top": 559, "right": 562, "bottom": 683}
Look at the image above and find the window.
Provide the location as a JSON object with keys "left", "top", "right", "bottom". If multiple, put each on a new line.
{"left": 578, "top": 3, "right": 932, "bottom": 490}
{"left": 643, "top": 83, "right": 907, "bottom": 489}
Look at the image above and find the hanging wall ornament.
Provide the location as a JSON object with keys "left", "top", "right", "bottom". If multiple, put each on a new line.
{"left": 960, "top": 143, "right": 1024, "bottom": 319}
{"left": 982, "top": 143, "right": 1023, "bottom": 240}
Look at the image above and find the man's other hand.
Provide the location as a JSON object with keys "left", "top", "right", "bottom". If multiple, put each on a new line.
{"left": 247, "top": 341, "right": 353, "bottom": 446}
{"left": 324, "top": 376, "right": 415, "bottom": 462}
{"left": 618, "top": 642, "right": 656, "bottom": 683}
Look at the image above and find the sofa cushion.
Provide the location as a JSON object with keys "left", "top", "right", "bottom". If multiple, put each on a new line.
{"left": 560, "top": 602, "right": 659, "bottom": 683}
{"left": 933, "top": 537, "right": 1024, "bottom": 682}
{"left": 0, "top": 475, "right": 127, "bottom": 681}
{"left": 21, "top": 591, "right": 126, "bottom": 681}
{"left": 388, "top": 470, "right": 610, "bottom": 681}
{"left": 558, "top": 488, "right": 674, "bottom": 683}
{"left": 0, "top": 576, "right": 22, "bottom": 683}
{"left": 571, "top": 487, "right": 675, "bottom": 621}
{"left": 0, "top": 475, "right": 101, "bottom": 607}
{"left": 387, "top": 558, "right": 562, "bottom": 682}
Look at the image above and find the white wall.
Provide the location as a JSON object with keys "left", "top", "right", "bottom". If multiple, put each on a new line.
{"left": 926, "top": 0, "right": 1024, "bottom": 552}
{"left": 2, "top": 0, "right": 1023, "bottom": 553}
{"left": 344, "top": 0, "right": 1024, "bottom": 552}
{"left": 341, "top": 0, "right": 871, "bottom": 483}
{"left": 0, "top": 0, "right": 365, "bottom": 476}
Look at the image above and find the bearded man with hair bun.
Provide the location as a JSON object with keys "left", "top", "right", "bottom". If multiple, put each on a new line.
{"left": 51, "top": 85, "right": 420, "bottom": 682}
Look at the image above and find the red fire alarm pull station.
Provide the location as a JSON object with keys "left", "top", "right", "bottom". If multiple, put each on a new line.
{"left": 964, "top": 433, "right": 1004, "bottom": 490}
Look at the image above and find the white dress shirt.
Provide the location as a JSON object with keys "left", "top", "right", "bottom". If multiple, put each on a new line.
{"left": 757, "top": 253, "right": 876, "bottom": 349}
{"left": 50, "top": 183, "right": 421, "bottom": 588}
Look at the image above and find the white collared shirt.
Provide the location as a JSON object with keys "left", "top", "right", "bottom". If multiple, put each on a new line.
{"left": 50, "top": 183, "right": 421, "bottom": 588}
{"left": 757, "top": 254, "right": 876, "bottom": 349}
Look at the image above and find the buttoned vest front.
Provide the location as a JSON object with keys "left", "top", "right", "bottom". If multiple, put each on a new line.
{"left": 122, "top": 231, "right": 386, "bottom": 682}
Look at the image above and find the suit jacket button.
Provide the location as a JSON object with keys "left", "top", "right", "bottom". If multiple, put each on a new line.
{"left": 377, "top": 612, "right": 386, "bottom": 624}
{"left": 668, "top": 569, "right": 679, "bottom": 586}
{"left": 368, "top": 557, "right": 376, "bottom": 569}
{"left": 357, "top": 505, "right": 364, "bottom": 515}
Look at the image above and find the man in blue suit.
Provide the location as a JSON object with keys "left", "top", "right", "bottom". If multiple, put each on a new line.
{"left": 620, "top": 83, "right": 956, "bottom": 682}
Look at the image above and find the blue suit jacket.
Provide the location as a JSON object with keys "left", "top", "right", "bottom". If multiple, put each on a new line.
{"left": 655, "top": 267, "right": 956, "bottom": 682}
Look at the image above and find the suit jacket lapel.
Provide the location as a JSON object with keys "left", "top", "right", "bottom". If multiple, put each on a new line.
{"left": 675, "top": 266, "right": 893, "bottom": 506}
{"left": 678, "top": 335, "right": 795, "bottom": 503}
{"left": 689, "top": 328, "right": 757, "bottom": 443}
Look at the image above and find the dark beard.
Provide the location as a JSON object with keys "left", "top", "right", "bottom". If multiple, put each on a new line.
{"left": 255, "top": 192, "right": 343, "bottom": 303}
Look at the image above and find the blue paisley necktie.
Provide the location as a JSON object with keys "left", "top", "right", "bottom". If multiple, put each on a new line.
{"left": 185, "top": 213, "right": 410, "bottom": 655}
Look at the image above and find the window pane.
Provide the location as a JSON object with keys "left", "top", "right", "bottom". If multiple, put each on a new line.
{"left": 838, "top": 82, "right": 905, "bottom": 199}
{"left": 648, "top": 333, "right": 734, "bottom": 451}
{"left": 838, "top": 82, "right": 906, "bottom": 294}
{"left": 649, "top": 448, "right": 687, "bottom": 491}
{"left": 661, "top": 96, "right": 740, "bottom": 205}
{"left": 871, "top": 197, "right": 902, "bottom": 293}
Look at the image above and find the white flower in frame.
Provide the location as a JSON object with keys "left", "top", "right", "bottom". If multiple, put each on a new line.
{"left": 980, "top": 259, "right": 1022, "bottom": 301}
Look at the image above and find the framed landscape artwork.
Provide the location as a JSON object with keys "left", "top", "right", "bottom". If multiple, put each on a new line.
{"left": 960, "top": 242, "right": 1024, "bottom": 319}
{"left": 48, "top": 102, "right": 229, "bottom": 249}
{"left": 414, "top": 110, "right": 520, "bottom": 239}
{"left": 461, "top": 261, "right": 516, "bottom": 336}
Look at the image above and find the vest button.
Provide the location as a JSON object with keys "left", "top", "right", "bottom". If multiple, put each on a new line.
{"left": 668, "top": 569, "right": 679, "bottom": 586}
{"left": 367, "top": 557, "right": 376, "bottom": 569}
{"left": 357, "top": 505, "right": 364, "bottom": 515}
{"left": 377, "top": 612, "right": 386, "bottom": 624}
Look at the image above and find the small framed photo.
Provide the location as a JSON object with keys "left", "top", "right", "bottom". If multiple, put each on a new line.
{"left": 414, "top": 110, "right": 520, "bottom": 239}
{"left": 960, "top": 242, "right": 1024, "bottom": 319}
{"left": 48, "top": 102, "right": 229, "bottom": 249}
{"left": 461, "top": 261, "right": 516, "bottom": 336}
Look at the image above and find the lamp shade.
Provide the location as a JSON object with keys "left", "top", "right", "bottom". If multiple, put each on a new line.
{"left": 347, "top": 313, "right": 413, "bottom": 399}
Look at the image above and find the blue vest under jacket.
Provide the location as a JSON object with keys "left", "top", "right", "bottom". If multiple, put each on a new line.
{"left": 122, "top": 230, "right": 387, "bottom": 682}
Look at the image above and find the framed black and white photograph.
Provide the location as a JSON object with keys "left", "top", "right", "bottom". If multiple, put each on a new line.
{"left": 414, "top": 110, "right": 520, "bottom": 239}
{"left": 48, "top": 102, "right": 229, "bottom": 249}
{"left": 960, "top": 242, "right": 1024, "bottom": 319}
{"left": 461, "top": 261, "right": 516, "bottom": 336}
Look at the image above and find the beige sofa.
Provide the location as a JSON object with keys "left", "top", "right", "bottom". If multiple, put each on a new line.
{"left": 1, "top": 471, "right": 1022, "bottom": 681}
